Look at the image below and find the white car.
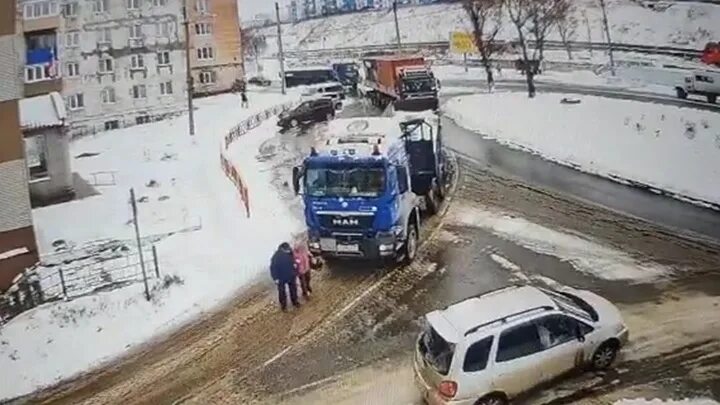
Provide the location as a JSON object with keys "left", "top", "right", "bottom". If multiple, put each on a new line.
{"left": 676, "top": 70, "right": 720, "bottom": 104}
{"left": 414, "top": 285, "right": 629, "bottom": 405}
{"left": 301, "top": 81, "right": 345, "bottom": 109}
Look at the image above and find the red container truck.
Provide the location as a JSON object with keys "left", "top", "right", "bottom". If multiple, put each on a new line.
{"left": 360, "top": 55, "right": 439, "bottom": 111}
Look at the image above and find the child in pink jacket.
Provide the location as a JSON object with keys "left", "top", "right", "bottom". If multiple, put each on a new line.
{"left": 293, "top": 244, "right": 313, "bottom": 298}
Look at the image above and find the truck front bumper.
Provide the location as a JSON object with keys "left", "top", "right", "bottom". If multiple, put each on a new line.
{"left": 308, "top": 233, "right": 402, "bottom": 260}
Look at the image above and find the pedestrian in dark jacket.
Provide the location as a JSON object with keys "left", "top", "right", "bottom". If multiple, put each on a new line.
{"left": 270, "top": 242, "right": 299, "bottom": 311}
{"left": 240, "top": 90, "right": 249, "bottom": 108}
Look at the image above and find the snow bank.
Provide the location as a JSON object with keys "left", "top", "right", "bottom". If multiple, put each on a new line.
{"left": 444, "top": 93, "right": 720, "bottom": 209}
{"left": 615, "top": 399, "right": 720, "bottom": 405}
{"left": 0, "top": 92, "right": 301, "bottom": 400}
{"left": 450, "top": 204, "right": 670, "bottom": 282}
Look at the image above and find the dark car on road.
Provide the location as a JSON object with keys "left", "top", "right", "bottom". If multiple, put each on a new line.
{"left": 277, "top": 98, "right": 335, "bottom": 130}
{"left": 248, "top": 76, "right": 272, "bottom": 86}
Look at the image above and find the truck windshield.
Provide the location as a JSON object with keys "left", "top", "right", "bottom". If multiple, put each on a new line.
{"left": 403, "top": 79, "right": 434, "bottom": 93}
{"left": 305, "top": 166, "right": 386, "bottom": 197}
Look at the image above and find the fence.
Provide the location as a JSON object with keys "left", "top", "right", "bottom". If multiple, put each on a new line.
{"left": 220, "top": 100, "right": 297, "bottom": 217}
{"left": 0, "top": 239, "right": 161, "bottom": 325}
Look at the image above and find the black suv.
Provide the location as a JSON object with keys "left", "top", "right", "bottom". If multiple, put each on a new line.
{"left": 277, "top": 99, "right": 335, "bottom": 130}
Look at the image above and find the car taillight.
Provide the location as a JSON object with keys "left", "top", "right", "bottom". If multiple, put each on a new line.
{"left": 438, "top": 380, "right": 457, "bottom": 399}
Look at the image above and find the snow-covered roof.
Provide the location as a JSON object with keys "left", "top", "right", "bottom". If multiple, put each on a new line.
{"left": 425, "top": 286, "right": 556, "bottom": 343}
{"left": 19, "top": 92, "right": 67, "bottom": 130}
{"left": 286, "top": 65, "right": 333, "bottom": 72}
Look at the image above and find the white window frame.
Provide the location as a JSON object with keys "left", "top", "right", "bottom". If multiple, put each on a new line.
{"left": 25, "top": 64, "right": 52, "bottom": 83}
{"left": 24, "top": 135, "right": 49, "bottom": 179}
{"left": 199, "top": 71, "right": 215, "bottom": 84}
{"left": 62, "top": 2, "right": 78, "bottom": 17}
{"left": 101, "top": 87, "right": 116, "bottom": 104}
{"left": 153, "top": 0, "right": 167, "bottom": 5}
{"left": 66, "top": 62, "right": 80, "bottom": 77}
{"left": 130, "top": 54, "right": 145, "bottom": 69}
{"left": 127, "top": 0, "right": 141, "bottom": 10}
{"left": 129, "top": 24, "right": 143, "bottom": 39}
{"left": 24, "top": 1, "right": 59, "bottom": 19}
{"left": 196, "top": 0, "right": 208, "bottom": 12}
{"left": 65, "top": 31, "right": 80, "bottom": 47}
{"left": 196, "top": 47, "right": 214, "bottom": 61}
{"left": 160, "top": 81, "right": 173, "bottom": 95}
{"left": 98, "top": 57, "right": 113, "bottom": 73}
{"left": 156, "top": 21, "right": 172, "bottom": 37}
{"left": 157, "top": 50, "right": 171, "bottom": 65}
{"left": 195, "top": 22, "right": 212, "bottom": 36}
{"left": 92, "top": 0, "right": 108, "bottom": 13}
{"left": 132, "top": 84, "right": 147, "bottom": 99}
{"left": 68, "top": 93, "right": 84, "bottom": 110}
{"left": 97, "top": 28, "right": 111, "bottom": 44}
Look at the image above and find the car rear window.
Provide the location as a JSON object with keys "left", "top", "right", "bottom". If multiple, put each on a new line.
{"left": 420, "top": 326, "right": 454, "bottom": 375}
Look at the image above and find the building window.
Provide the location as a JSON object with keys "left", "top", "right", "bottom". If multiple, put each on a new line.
{"left": 160, "top": 81, "right": 173, "bottom": 95}
{"left": 199, "top": 71, "right": 215, "bottom": 84}
{"left": 153, "top": 0, "right": 167, "bottom": 5}
{"left": 127, "top": 0, "right": 141, "bottom": 10}
{"left": 101, "top": 87, "right": 116, "bottom": 104}
{"left": 65, "top": 31, "right": 80, "bottom": 47}
{"left": 196, "top": 0, "right": 208, "bottom": 12}
{"left": 130, "top": 54, "right": 145, "bottom": 69}
{"left": 104, "top": 120, "right": 120, "bottom": 130}
{"left": 23, "top": 1, "right": 59, "bottom": 19}
{"left": 68, "top": 93, "right": 84, "bottom": 110}
{"left": 194, "top": 23, "right": 212, "bottom": 35}
{"left": 62, "top": 2, "right": 78, "bottom": 17}
{"left": 97, "top": 28, "right": 111, "bottom": 44}
{"left": 98, "top": 57, "right": 113, "bottom": 73}
{"left": 157, "top": 50, "right": 170, "bottom": 65}
{"left": 25, "top": 64, "right": 53, "bottom": 83}
{"left": 196, "top": 47, "right": 213, "bottom": 61}
{"left": 129, "top": 24, "right": 143, "bottom": 39}
{"left": 66, "top": 62, "right": 79, "bottom": 77}
{"left": 92, "top": 0, "right": 108, "bottom": 13}
{"left": 136, "top": 115, "right": 151, "bottom": 124}
{"left": 132, "top": 84, "right": 147, "bottom": 99}
{"left": 156, "top": 21, "right": 173, "bottom": 37}
{"left": 24, "top": 135, "right": 48, "bottom": 180}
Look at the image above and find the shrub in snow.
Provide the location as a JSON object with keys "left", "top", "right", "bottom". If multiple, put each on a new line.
{"left": 701, "top": 119, "right": 710, "bottom": 129}
{"left": 684, "top": 122, "right": 697, "bottom": 140}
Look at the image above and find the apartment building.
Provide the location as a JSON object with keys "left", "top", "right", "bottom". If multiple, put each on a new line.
{"left": 1, "top": 1, "right": 40, "bottom": 290}
{"left": 190, "top": 0, "right": 244, "bottom": 96}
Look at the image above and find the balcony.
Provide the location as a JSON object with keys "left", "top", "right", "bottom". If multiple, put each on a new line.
{"left": 24, "top": 62, "right": 62, "bottom": 97}
{"left": 22, "top": 1, "right": 60, "bottom": 33}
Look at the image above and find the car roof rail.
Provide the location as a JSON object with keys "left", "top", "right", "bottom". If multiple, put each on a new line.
{"left": 464, "top": 305, "right": 554, "bottom": 337}
{"left": 442, "top": 285, "right": 522, "bottom": 311}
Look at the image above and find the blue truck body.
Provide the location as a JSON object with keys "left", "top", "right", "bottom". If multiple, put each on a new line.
{"left": 292, "top": 113, "right": 446, "bottom": 262}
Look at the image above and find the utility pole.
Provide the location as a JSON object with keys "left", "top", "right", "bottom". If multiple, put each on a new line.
{"left": 393, "top": 0, "right": 401, "bottom": 51}
{"left": 182, "top": 3, "right": 195, "bottom": 135}
{"left": 582, "top": 10, "right": 593, "bottom": 57}
{"left": 598, "top": 0, "right": 615, "bottom": 76}
{"left": 130, "top": 188, "right": 150, "bottom": 301}
{"left": 275, "top": 2, "right": 286, "bottom": 95}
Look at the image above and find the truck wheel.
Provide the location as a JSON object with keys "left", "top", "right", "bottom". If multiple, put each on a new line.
{"left": 403, "top": 222, "right": 418, "bottom": 264}
{"left": 676, "top": 88, "right": 688, "bottom": 99}
{"left": 708, "top": 94, "right": 717, "bottom": 104}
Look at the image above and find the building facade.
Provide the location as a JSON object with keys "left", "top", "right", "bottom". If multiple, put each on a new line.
{"left": 1, "top": 0, "right": 39, "bottom": 290}
{"left": 189, "top": 0, "right": 244, "bottom": 96}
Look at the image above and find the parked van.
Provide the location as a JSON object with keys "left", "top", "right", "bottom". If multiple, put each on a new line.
{"left": 676, "top": 70, "right": 720, "bottom": 104}
{"left": 301, "top": 82, "right": 345, "bottom": 109}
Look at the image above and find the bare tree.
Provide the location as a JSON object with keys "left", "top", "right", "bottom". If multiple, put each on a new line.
{"left": 598, "top": 0, "right": 615, "bottom": 75}
{"left": 555, "top": 0, "right": 577, "bottom": 60}
{"left": 463, "top": 0, "right": 504, "bottom": 91}
{"left": 505, "top": 0, "right": 567, "bottom": 97}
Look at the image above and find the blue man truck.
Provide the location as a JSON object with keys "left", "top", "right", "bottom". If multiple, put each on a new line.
{"left": 291, "top": 112, "right": 447, "bottom": 263}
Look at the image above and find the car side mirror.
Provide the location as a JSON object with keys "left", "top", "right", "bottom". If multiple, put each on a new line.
{"left": 292, "top": 166, "right": 303, "bottom": 195}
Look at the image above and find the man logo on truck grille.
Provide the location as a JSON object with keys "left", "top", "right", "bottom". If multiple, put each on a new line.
{"left": 333, "top": 217, "right": 359, "bottom": 226}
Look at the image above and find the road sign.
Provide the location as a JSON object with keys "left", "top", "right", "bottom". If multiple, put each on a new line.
{"left": 450, "top": 31, "right": 477, "bottom": 54}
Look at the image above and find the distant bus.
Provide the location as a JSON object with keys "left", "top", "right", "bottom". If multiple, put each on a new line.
{"left": 283, "top": 67, "right": 338, "bottom": 88}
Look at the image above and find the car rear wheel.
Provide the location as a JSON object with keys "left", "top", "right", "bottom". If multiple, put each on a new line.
{"left": 475, "top": 394, "right": 507, "bottom": 405}
{"left": 592, "top": 341, "right": 619, "bottom": 370}
{"left": 676, "top": 88, "right": 688, "bottom": 99}
{"left": 708, "top": 94, "right": 717, "bottom": 104}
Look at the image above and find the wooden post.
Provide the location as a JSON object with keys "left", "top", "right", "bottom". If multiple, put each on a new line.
{"left": 152, "top": 245, "right": 160, "bottom": 278}
{"left": 58, "top": 268, "right": 68, "bottom": 299}
{"left": 130, "top": 188, "right": 151, "bottom": 301}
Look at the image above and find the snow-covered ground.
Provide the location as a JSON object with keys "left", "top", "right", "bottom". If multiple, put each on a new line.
{"left": 259, "top": 0, "right": 719, "bottom": 53}
{"left": 615, "top": 399, "right": 720, "bottom": 405}
{"left": 449, "top": 204, "right": 670, "bottom": 282}
{"left": 444, "top": 93, "right": 720, "bottom": 209}
{"left": 0, "top": 92, "right": 302, "bottom": 400}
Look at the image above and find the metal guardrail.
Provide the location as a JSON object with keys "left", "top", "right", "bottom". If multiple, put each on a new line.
{"left": 281, "top": 40, "right": 703, "bottom": 59}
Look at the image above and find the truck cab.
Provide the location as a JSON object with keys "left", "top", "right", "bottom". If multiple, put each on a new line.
{"left": 676, "top": 70, "right": 720, "bottom": 104}
{"left": 292, "top": 114, "right": 445, "bottom": 263}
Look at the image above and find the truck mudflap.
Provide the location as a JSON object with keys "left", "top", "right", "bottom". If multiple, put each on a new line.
{"left": 395, "top": 98, "right": 439, "bottom": 112}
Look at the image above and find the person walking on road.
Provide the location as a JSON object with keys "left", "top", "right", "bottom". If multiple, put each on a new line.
{"left": 240, "top": 90, "right": 249, "bottom": 108}
{"left": 293, "top": 244, "right": 313, "bottom": 298}
{"left": 270, "top": 242, "right": 300, "bottom": 311}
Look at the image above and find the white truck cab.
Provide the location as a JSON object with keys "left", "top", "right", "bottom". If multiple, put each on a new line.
{"left": 676, "top": 70, "right": 720, "bottom": 104}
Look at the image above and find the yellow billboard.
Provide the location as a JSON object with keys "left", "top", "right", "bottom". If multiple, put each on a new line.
{"left": 450, "top": 31, "right": 477, "bottom": 54}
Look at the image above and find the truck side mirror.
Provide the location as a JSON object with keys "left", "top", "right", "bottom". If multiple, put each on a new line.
{"left": 292, "top": 166, "right": 303, "bottom": 195}
{"left": 396, "top": 166, "right": 409, "bottom": 194}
